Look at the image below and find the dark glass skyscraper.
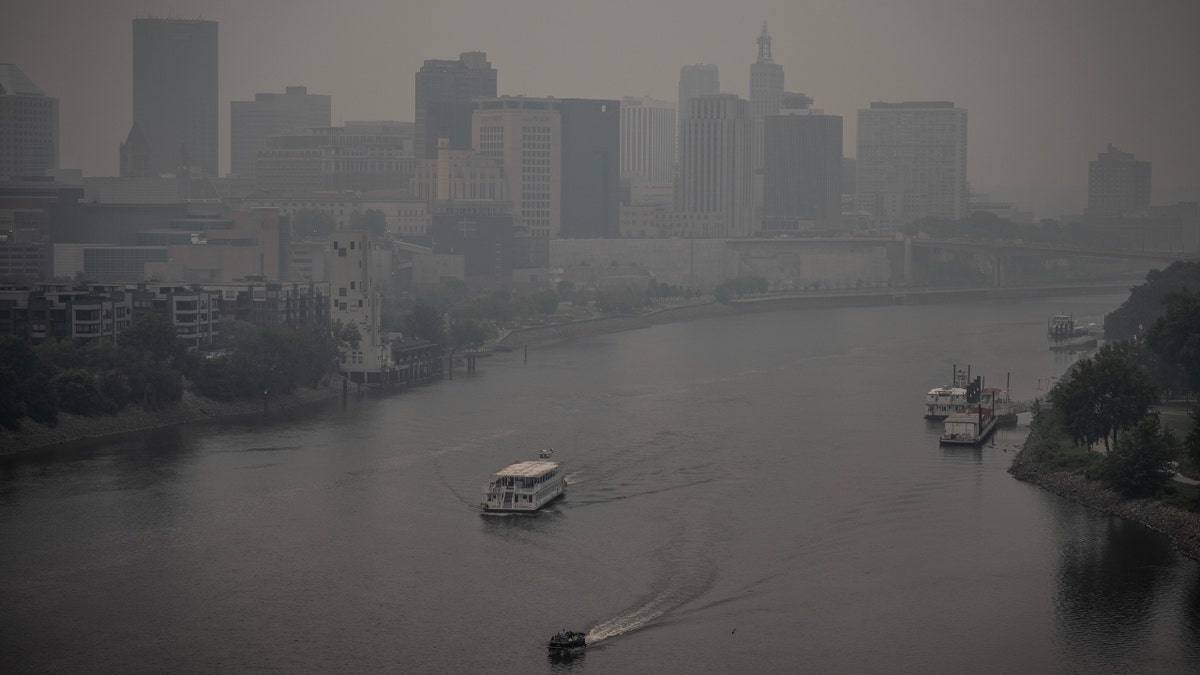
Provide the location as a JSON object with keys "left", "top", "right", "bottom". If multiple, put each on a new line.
{"left": 560, "top": 98, "right": 620, "bottom": 238}
{"left": 414, "top": 52, "right": 497, "bottom": 159}
{"left": 131, "top": 18, "right": 218, "bottom": 176}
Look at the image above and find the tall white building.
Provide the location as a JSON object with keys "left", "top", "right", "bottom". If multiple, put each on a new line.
{"left": 0, "top": 64, "right": 59, "bottom": 177}
{"left": 677, "top": 94, "right": 754, "bottom": 238}
{"left": 620, "top": 96, "right": 675, "bottom": 203}
{"left": 326, "top": 230, "right": 390, "bottom": 382}
{"left": 230, "top": 86, "right": 331, "bottom": 179}
{"left": 856, "top": 101, "right": 968, "bottom": 221}
{"left": 472, "top": 96, "right": 561, "bottom": 240}
{"left": 678, "top": 64, "right": 719, "bottom": 159}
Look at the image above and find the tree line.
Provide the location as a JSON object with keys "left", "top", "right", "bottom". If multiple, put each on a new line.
{"left": 1043, "top": 264, "right": 1200, "bottom": 504}
{"left": 0, "top": 314, "right": 356, "bottom": 431}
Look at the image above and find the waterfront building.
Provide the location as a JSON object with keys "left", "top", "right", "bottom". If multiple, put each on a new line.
{"left": 131, "top": 18, "right": 218, "bottom": 177}
{"left": 414, "top": 52, "right": 497, "bottom": 160}
{"left": 326, "top": 229, "right": 391, "bottom": 382}
{"left": 763, "top": 99, "right": 843, "bottom": 227}
{"left": 0, "top": 64, "right": 59, "bottom": 177}
{"left": 676, "top": 94, "right": 754, "bottom": 238}
{"left": 1087, "top": 144, "right": 1151, "bottom": 217}
{"left": 560, "top": 98, "right": 620, "bottom": 238}
{"left": 856, "top": 101, "right": 968, "bottom": 221}
{"left": 231, "top": 86, "right": 331, "bottom": 179}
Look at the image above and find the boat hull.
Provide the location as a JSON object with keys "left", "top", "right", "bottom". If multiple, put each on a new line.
{"left": 939, "top": 415, "right": 999, "bottom": 447}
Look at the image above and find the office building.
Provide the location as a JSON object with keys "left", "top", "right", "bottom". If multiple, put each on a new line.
{"left": 560, "top": 98, "right": 620, "bottom": 238}
{"left": 677, "top": 94, "right": 754, "bottom": 238}
{"left": 763, "top": 101, "right": 843, "bottom": 226}
{"left": 131, "top": 18, "right": 218, "bottom": 176}
{"left": 231, "top": 86, "right": 331, "bottom": 178}
{"left": 472, "top": 96, "right": 561, "bottom": 247}
{"left": 0, "top": 64, "right": 59, "bottom": 177}
{"left": 749, "top": 23, "right": 784, "bottom": 211}
{"left": 856, "top": 101, "right": 968, "bottom": 221}
{"left": 620, "top": 96, "right": 675, "bottom": 199}
{"left": 414, "top": 52, "right": 497, "bottom": 159}
{"left": 255, "top": 121, "right": 414, "bottom": 193}
{"left": 1087, "top": 144, "right": 1151, "bottom": 216}
{"left": 678, "top": 64, "right": 719, "bottom": 160}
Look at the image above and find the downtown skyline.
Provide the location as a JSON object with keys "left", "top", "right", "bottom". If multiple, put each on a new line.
{"left": 2, "top": 0, "right": 1199, "bottom": 217}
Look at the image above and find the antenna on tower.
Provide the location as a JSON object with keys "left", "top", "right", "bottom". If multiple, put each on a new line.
{"left": 757, "top": 22, "right": 773, "bottom": 63}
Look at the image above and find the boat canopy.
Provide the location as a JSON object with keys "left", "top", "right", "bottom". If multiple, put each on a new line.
{"left": 492, "top": 460, "right": 559, "bottom": 478}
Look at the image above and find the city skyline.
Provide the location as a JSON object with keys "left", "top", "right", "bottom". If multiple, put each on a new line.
{"left": 2, "top": 0, "right": 1199, "bottom": 216}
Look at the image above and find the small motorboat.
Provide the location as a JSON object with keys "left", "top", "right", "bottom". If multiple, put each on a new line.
{"left": 548, "top": 629, "right": 587, "bottom": 657}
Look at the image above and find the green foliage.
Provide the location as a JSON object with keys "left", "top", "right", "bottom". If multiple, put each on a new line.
{"left": 528, "top": 290, "right": 560, "bottom": 317}
{"left": 0, "top": 336, "right": 57, "bottom": 430}
{"left": 403, "top": 303, "right": 446, "bottom": 348}
{"left": 1100, "top": 414, "right": 1180, "bottom": 498}
{"left": 1023, "top": 405, "right": 1103, "bottom": 473}
{"left": 449, "top": 317, "right": 489, "bottom": 352}
{"left": 1105, "top": 261, "right": 1200, "bottom": 341}
{"left": 1049, "top": 341, "right": 1159, "bottom": 450}
{"left": 1144, "top": 289, "right": 1200, "bottom": 393}
{"left": 292, "top": 208, "right": 336, "bottom": 239}
{"left": 349, "top": 209, "right": 387, "bottom": 237}
{"left": 594, "top": 286, "right": 649, "bottom": 314}
{"left": 713, "top": 276, "right": 769, "bottom": 303}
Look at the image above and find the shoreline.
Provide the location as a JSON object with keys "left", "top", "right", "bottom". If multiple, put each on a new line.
{"left": 0, "top": 382, "right": 344, "bottom": 457}
{"left": 1008, "top": 420, "right": 1200, "bottom": 563}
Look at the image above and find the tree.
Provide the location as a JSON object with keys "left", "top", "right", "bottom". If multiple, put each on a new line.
{"left": 1187, "top": 407, "right": 1200, "bottom": 510}
{"left": 1100, "top": 415, "right": 1180, "bottom": 498}
{"left": 529, "top": 290, "right": 560, "bottom": 318}
{"left": 1144, "top": 289, "right": 1200, "bottom": 393}
{"left": 1049, "top": 341, "right": 1158, "bottom": 451}
{"left": 449, "top": 317, "right": 488, "bottom": 353}
{"left": 1104, "top": 260, "right": 1200, "bottom": 340}
{"left": 0, "top": 336, "right": 57, "bottom": 430}
{"left": 292, "top": 208, "right": 336, "bottom": 239}
{"left": 350, "top": 209, "right": 387, "bottom": 237}
{"left": 403, "top": 303, "right": 446, "bottom": 348}
{"left": 118, "top": 314, "right": 186, "bottom": 409}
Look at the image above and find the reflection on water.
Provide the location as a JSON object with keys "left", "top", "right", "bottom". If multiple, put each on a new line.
{"left": 1055, "top": 513, "right": 1176, "bottom": 670}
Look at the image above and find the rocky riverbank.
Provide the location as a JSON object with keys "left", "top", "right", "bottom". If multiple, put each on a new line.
{"left": 1009, "top": 420, "right": 1200, "bottom": 562}
{"left": 0, "top": 382, "right": 344, "bottom": 456}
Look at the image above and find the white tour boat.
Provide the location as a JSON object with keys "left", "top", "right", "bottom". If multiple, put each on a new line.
{"left": 481, "top": 457, "right": 566, "bottom": 513}
{"left": 925, "top": 366, "right": 970, "bottom": 419}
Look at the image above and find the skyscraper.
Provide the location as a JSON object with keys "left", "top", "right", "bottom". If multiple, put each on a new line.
{"left": 0, "top": 64, "right": 59, "bottom": 177}
{"left": 1087, "top": 144, "right": 1151, "bottom": 216}
{"left": 414, "top": 52, "right": 497, "bottom": 159}
{"left": 620, "top": 96, "right": 675, "bottom": 185}
{"left": 131, "top": 18, "right": 218, "bottom": 176}
{"left": 677, "top": 94, "right": 754, "bottom": 238}
{"left": 472, "top": 96, "right": 561, "bottom": 244}
{"left": 749, "top": 23, "right": 785, "bottom": 214}
{"left": 856, "top": 101, "right": 968, "bottom": 221}
{"left": 560, "top": 99, "right": 620, "bottom": 238}
{"left": 230, "top": 86, "right": 331, "bottom": 179}
{"left": 763, "top": 96, "right": 843, "bottom": 226}
{"left": 677, "top": 64, "right": 719, "bottom": 154}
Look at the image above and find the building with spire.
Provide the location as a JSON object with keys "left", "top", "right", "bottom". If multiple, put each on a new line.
{"left": 750, "top": 23, "right": 785, "bottom": 217}
{"left": 131, "top": 18, "right": 218, "bottom": 177}
{"left": 0, "top": 64, "right": 59, "bottom": 177}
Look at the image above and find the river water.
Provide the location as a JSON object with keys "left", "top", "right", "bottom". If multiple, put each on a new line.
{"left": 3, "top": 294, "right": 1199, "bottom": 673}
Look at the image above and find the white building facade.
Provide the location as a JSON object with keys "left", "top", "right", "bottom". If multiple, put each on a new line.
{"left": 856, "top": 101, "right": 968, "bottom": 222}
{"left": 677, "top": 94, "right": 755, "bottom": 238}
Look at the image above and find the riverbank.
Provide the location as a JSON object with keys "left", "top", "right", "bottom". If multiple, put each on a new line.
{"left": 0, "top": 382, "right": 344, "bottom": 456}
{"left": 495, "top": 299, "right": 734, "bottom": 349}
{"left": 1009, "top": 418, "right": 1200, "bottom": 562}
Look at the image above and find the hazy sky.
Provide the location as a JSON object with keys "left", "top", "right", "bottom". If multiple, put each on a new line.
{"left": 3, "top": 0, "right": 1198, "bottom": 210}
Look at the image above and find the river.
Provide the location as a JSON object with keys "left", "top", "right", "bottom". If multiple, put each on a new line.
{"left": 3, "top": 294, "right": 1199, "bottom": 673}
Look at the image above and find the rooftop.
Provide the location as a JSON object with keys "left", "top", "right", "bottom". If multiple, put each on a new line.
{"left": 492, "top": 460, "right": 560, "bottom": 477}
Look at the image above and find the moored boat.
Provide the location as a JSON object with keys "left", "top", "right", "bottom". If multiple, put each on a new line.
{"left": 925, "top": 365, "right": 970, "bottom": 420}
{"left": 481, "top": 457, "right": 566, "bottom": 513}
